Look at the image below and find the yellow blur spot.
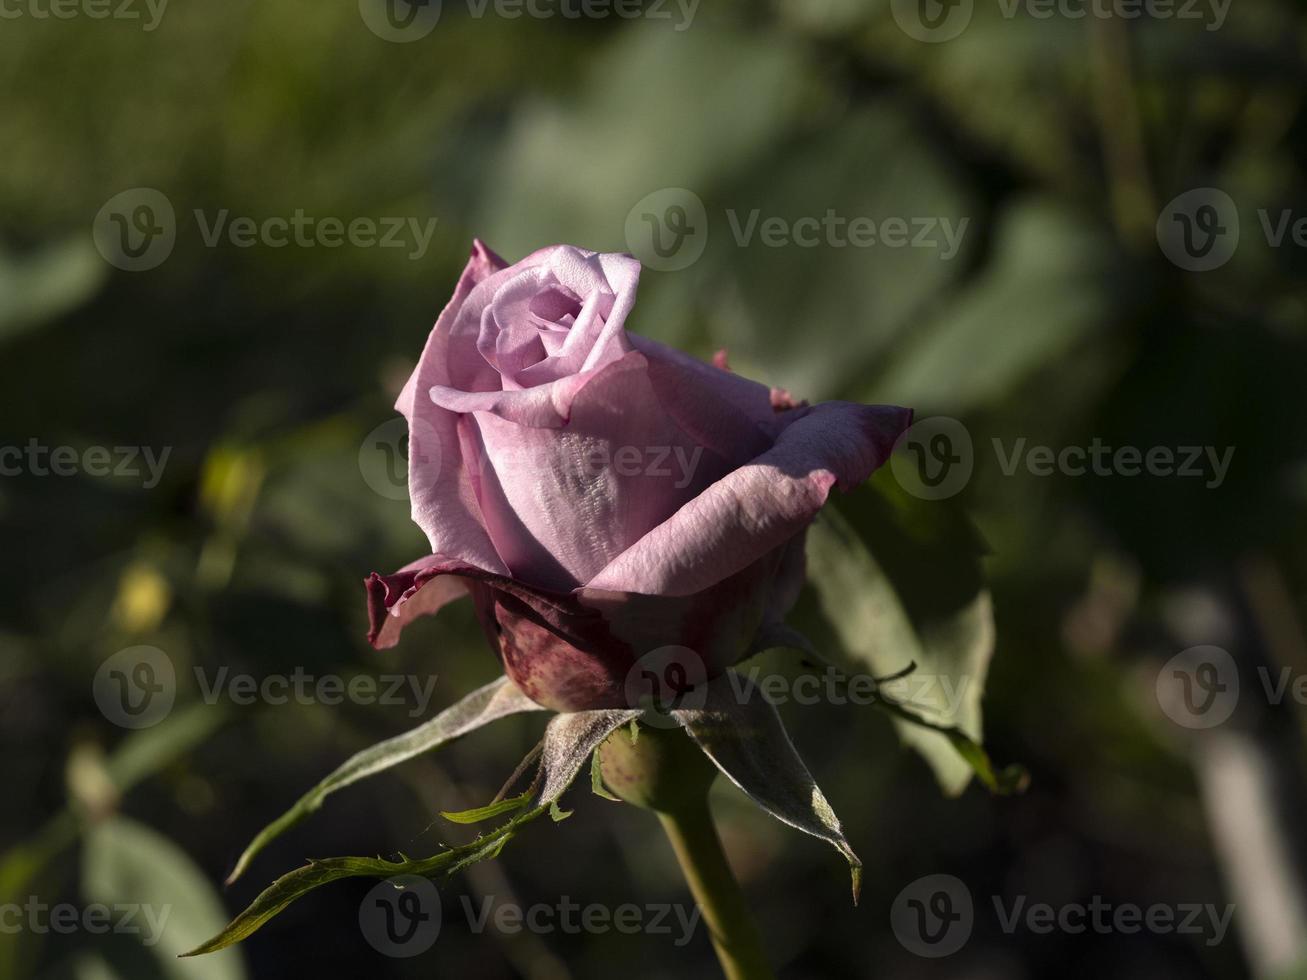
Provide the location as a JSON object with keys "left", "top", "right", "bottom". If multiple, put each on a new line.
{"left": 111, "top": 563, "right": 172, "bottom": 634}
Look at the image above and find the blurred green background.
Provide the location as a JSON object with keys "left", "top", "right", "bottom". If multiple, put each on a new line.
{"left": 4, "top": 0, "right": 1307, "bottom": 977}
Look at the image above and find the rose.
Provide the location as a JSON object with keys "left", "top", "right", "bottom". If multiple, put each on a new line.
{"left": 366, "top": 241, "right": 911, "bottom": 712}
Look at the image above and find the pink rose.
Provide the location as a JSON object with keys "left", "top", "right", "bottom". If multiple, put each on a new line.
{"left": 366, "top": 241, "right": 911, "bottom": 711}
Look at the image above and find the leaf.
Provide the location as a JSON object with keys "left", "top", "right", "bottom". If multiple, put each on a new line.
{"left": 674, "top": 672, "right": 862, "bottom": 903}
{"left": 188, "top": 707, "right": 638, "bottom": 956}
{"left": 440, "top": 792, "right": 531, "bottom": 825}
{"left": 479, "top": 25, "right": 809, "bottom": 257}
{"left": 872, "top": 696, "right": 1028, "bottom": 796}
{"left": 805, "top": 484, "right": 1011, "bottom": 796}
{"left": 226, "top": 676, "right": 543, "bottom": 884}
{"left": 590, "top": 751, "right": 621, "bottom": 802}
{"left": 548, "top": 802, "right": 573, "bottom": 822}
{"left": 535, "top": 709, "right": 641, "bottom": 805}
{"left": 0, "top": 239, "right": 105, "bottom": 345}
{"left": 106, "top": 703, "right": 229, "bottom": 796}
{"left": 714, "top": 104, "right": 976, "bottom": 398}
{"left": 83, "top": 816, "right": 247, "bottom": 980}
{"left": 868, "top": 197, "right": 1120, "bottom": 414}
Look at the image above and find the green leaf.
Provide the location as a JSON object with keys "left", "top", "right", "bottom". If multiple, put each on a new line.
{"left": 0, "top": 239, "right": 105, "bottom": 345}
{"left": 548, "top": 801, "right": 573, "bottom": 823}
{"left": 440, "top": 792, "right": 531, "bottom": 825}
{"left": 480, "top": 26, "right": 809, "bottom": 258}
{"left": 868, "top": 197, "right": 1118, "bottom": 414}
{"left": 715, "top": 104, "right": 976, "bottom": 398}
{"left": 106, "top": 703, "right": 229, "bottom": 796}
{"left": 674, "top": 672, "right": 863, "bottom": 903}
{"left": 872, "top": 696, "right": 1028, "bottom": 796}
{"left": 590, "top": 750, "right": 621, "bottom": 802}
{"left": 806, "top": 483, "right": 1017, "bottom": 796}
{"left": 189, "top": 707, "right": 639, "bottom": 956}
{"left": 83, "top": 816, "right": 247, "bottom": 979}
{"left": 226, "top": 676, "right": 543, "bottom": 884}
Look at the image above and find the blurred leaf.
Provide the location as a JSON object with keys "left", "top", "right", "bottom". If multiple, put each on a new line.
{"left": 715, "top": 104, "right": 977, "bottom": 398}
{"left": 806, "top": 484, "right": 999, "bottom": 795}
{"left": 479, "top": 24, "right": 811, "bottom": 256}
{"left": 71, "top": 952, "right": 128, "bottom": 980}
{"left": 0, "top": 239, "right": 105, "bottom": 344}
{"left": 82, "top": 816, "right": 246, "bottom": 980}
{"left": 870, "top": 197, "right": 1121, "bottom": 413}
{"left": 105, "top": 703, "right": 228, "bottom": 797}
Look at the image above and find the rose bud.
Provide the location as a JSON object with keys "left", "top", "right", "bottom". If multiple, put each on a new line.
{"left": 366, "top": 241, "right": 911, "bottom": 712}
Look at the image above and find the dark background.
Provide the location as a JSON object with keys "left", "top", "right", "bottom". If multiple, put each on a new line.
{"left": 3, "top": 0, "right": 1307, "bottom": 977}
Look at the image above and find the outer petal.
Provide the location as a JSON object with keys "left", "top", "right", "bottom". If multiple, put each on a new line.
{"left": 365, "top": 545, "right": 791, "bottom": 713}
{"left": 397, "top": 241, "right": 511, "bottom": 575}
{"left": 585, "top": 402, "right": 912, "bottom": 596}
{"left": 366, "top": 554, "right": 476, "bottom": 649}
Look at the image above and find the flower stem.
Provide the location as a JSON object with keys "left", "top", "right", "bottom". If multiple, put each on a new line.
{"left": 598, "top": 725, "right": 774, "bottom": 980}
{"left": 657, "top": 801, "right": 775, "bottom": 980}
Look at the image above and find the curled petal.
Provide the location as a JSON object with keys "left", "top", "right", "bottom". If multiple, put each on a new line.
{"left": 585, "top": 401, "right": 912, "bottom": 596}
{"left": 366, "top": 554, "right": 474, "bottom": 649}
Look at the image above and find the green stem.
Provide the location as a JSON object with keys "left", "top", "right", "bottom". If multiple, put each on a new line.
{"left": 657, "top": 802, "right": 775, "bottom": 980}
{"left": 598, "top": 725, "right": 774, "bottom": 980}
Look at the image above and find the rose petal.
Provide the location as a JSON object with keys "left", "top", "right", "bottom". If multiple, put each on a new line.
{"left": 428, "top": 369, "right": 598, "bottom": 428}
{"left": 463, "top": 352, "right": 727, "bottom": 589}
{"left": 631, "top": 334, "right": 781, "bottom": 466}
{"left": 365, "top": 553, "right": 476, "bottom": 649}
{"left": 397, "top": 241, "right": 512, "bottom": 575}
{"left": 365, "top": 547, "right": 791, "bottom": 712}
{"left": 584, "top": 401, "right": 912, "bottom": 596}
